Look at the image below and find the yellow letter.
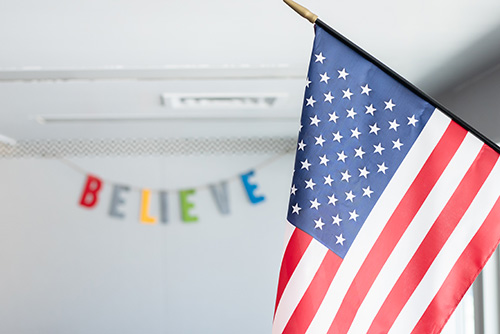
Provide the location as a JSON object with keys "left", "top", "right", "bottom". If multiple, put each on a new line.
{"left": 140, "top": 189, "right": 157, "bottom": 224}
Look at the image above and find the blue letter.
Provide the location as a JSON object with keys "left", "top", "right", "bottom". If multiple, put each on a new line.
{"left": 240, "top": 170, "right": 265, "bottom": 204}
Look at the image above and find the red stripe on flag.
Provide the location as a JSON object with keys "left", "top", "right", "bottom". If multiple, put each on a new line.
{"left": 327, "top": 121, "right": 467, "bottom": 334}
{"left": 282, "top": 250, "right": 342, "bottom": 334}
{"left": 366, "top": 144, "right": 499, "bottom": 334}
{"left": 275, "top": 227, "right": 313, "bottom": 315}
{"left": 413, "top": 186, "right": 500, "bottom": 333}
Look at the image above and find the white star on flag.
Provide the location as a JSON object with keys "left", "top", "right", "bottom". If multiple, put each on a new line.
{"left": 333, "top": 131, "right": 343, "bottom": 143}
{"left": 346, "top": 108, "right": 357, "bottom": 119}
{"left": 365, "top": 104, "right": 376, "bottom": 115}
{"left": 408, "top": 115, "right": 419, "bottom": 126}
{"left": 306, "top": 96, "right": 316, "bottom": 107}
{"left": 361, "top": 84, "right": 372, "bottom": 95}
{"left": 315, "top": 135, "right": 326, "bottom": 146}
{"left": 305, "top": 178, "right": 316, "bottom": 190}
{"left": 324, "top": 91, "right": 335, "bottom": 103}
{"left": 329, "top": 112, "right": 339, "bottom": 123}
{"left": 341, "top": 170, "right": 351, "bottom": 182}
{"left": 315, "top": 52, "right": 326, "bottom": 63}
{"left": 373, "top": 143, "right": 385, "bottom": 155}
{"left": 332, "top": 214, "right": 342, "bottom": 226}
{"left": 320, "top": 72, "right": 330, "bottom": 83}
{"left": 393, "top": 138, "right": 404, "bottom": 150}
{"left": 389, "top": 119, "right": 400, "bottom": 131}
{"left": 377, "top": 162, "right": 388, "bottom": 174}
{"left": 314, "top": 217, "right": 325, "bottom": 230}
{"left": 369, "top": 123, "right": 381, "bottom": 135}
{"left": 337, "top": 151, "right": 348, "bottom": 162}
{"left": 324, "top": 174, "right": 334, "bottom": 186}
{"left": 345, "top": 191, "right": 356, "bottom": 202}
{"left": 335, "top": 234, "right": 346, "bottom": 245}
{"left": 351, "top": 127, "right": 361, "bottom": 139}
{"left": 301, "top": 159, "right": 311, "bottom": 170}
{"left": 319, "top": 154, "right": 330, "bottom": 166}
{"left": 338, "top": 68, "right": 349, "bottom": 80}
{"left": 384, "top": 99, "right": 396, "bottom": 111}
{"left": 362, "top": 185, "right": 374, "bottom": 197}
{"left": 328, "top": 194, "right": 338, "bottom": 206}
{"left": 343, "top": 88, "right": 353, "bottom": 100}
{"left": 349, "top": 209, "right": 359, "bottom": 221}
{"left": 310, "top": 115, "right": 321, "bottom": 126}
{"left": 354, "top": 147, "right": 366, "bottom": 159}
{"left": 359, "top": 166, "right": 370, "bottom": 178}
{"left": 310, "top": 198, "right": 321, "bottom": 210}
{"left": 291, "top": 203, "right": 301, "bottom": 215}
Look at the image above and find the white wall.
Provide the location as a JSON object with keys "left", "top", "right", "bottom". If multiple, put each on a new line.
{"left": 436, "top": 63, "right": 500, "bottom": 144}
{"left": 0, "top": 152, "right": 294, "bottom": 333}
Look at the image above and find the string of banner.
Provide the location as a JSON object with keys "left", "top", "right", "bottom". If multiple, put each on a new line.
{"left": 62, "top": 151, "right": 294, "bottom": 224}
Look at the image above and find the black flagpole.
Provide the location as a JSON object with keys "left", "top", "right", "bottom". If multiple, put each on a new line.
{"left": 283, "top": 0, "right": 500, "bottom": 155}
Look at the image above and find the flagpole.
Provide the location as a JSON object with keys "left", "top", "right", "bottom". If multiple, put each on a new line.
{"left": 282, "top": 0, "right": 500, "bottom": 154}
{"left": 283, "top": 0, "right": 318, "bottom": 23}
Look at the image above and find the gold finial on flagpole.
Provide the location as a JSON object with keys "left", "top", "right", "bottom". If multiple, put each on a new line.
{"left": 283, "top": 0, "right": 318, "bottom": 24}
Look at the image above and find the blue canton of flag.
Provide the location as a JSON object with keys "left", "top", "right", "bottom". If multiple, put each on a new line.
{"left": 287, "top": 26, "right": 434, "bottom": 258}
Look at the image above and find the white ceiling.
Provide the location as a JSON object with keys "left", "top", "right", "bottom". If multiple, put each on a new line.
{"left": 1, "top": 0, "right": 500, "bottom": 140}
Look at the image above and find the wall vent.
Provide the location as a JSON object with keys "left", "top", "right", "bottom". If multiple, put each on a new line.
{"left": 161, "top": 93, "right": 288, "bottom": 109}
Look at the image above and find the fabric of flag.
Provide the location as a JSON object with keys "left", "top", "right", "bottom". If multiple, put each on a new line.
{"left": 273, "top": 23, "right": 500, "bottom": 334}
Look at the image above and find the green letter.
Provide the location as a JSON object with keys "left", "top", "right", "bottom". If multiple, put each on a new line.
{"left": 179, "top": 189, "right": 198, "bottom": 223}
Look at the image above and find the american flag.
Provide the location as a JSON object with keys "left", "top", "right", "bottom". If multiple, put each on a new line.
{"left": 273, "top": 23, "right": 500, "bottom": 334}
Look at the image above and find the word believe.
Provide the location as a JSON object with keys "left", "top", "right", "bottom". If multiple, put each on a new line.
{"left": 78, "top": 170, "right": 266, "bottom": 224}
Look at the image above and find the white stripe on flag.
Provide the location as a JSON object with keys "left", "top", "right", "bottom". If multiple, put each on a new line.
{"left": 273, "top": 229, "right": 329, "bottom": 334}
{"left": 347, "top": 132, "right": 483, "bottom": 334}
{"left": 305, "top": 109, "right": 451, "bottom": 334}
{"left": 389, "top": 158, "right": 500, "bottom": 333}
{"left": 281, "top": 221, "right": 296, "bottom": 257}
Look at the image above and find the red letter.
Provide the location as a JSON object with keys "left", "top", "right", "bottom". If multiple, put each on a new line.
{"left": 79, "top": 175, "right": 103, "bottom": 208}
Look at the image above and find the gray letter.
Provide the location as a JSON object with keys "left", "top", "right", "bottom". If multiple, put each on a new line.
{"left": 159, "top": 191, "right": 168, "bottom": 223}
{"left": 109, "top": 185, "right": 130, "bottom": 219}
{"left": 209, "top": 182, "right": 230, "bottom": 215}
